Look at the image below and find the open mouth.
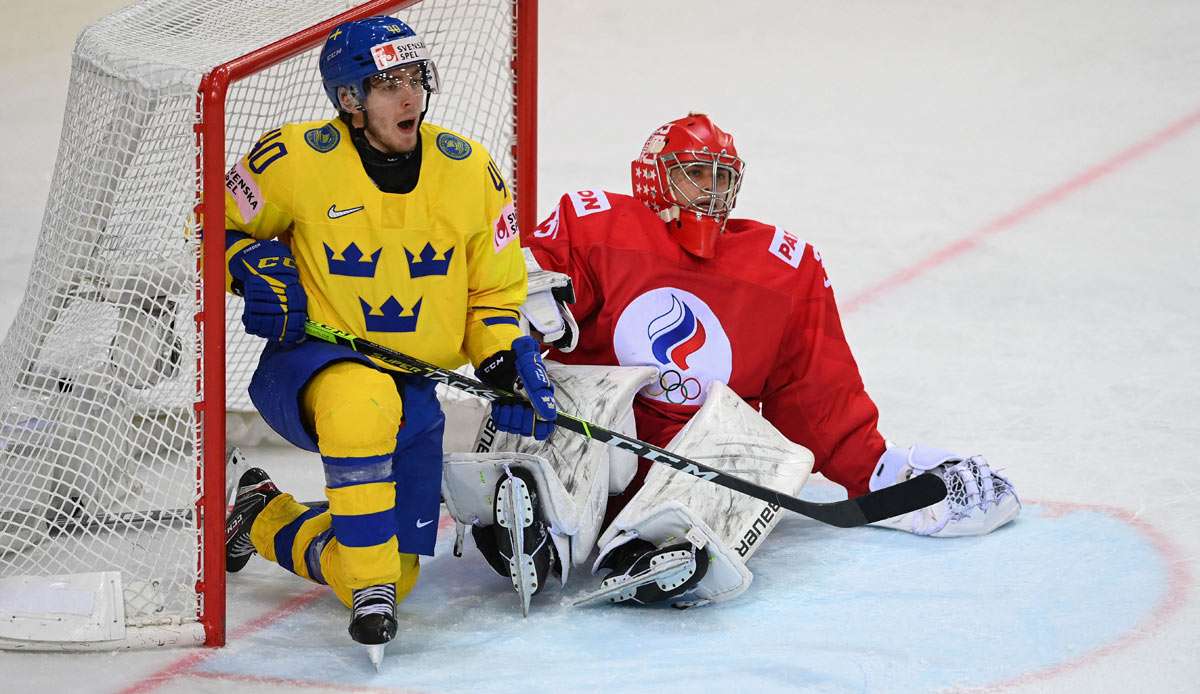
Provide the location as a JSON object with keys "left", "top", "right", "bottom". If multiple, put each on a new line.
{"left": 397, "top": 119, "right": 417, "bottom": 132}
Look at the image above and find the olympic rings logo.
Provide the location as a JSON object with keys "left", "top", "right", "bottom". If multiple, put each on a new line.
{"left": 644, "top": 368, "right": 703, "bottom": 404}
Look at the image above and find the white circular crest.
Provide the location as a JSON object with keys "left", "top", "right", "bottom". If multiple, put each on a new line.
{"left": 612, "top": 287, "right": 732, "bottom": 405}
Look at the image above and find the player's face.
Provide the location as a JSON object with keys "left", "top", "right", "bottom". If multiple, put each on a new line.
{"left": 667, "top": 161, "right": 734, "bottom": 211}
{"left": 361, "top": 65, "right": 426, "bottom": 154}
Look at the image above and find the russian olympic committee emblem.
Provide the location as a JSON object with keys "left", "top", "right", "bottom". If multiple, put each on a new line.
{"left": 612, "top": 287, "right": 732, "bottom": 405}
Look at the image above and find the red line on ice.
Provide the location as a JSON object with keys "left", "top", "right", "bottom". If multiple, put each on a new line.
{"left": 121, "top": 514, "right": 456, "bottom": 693}
{"left": 840, "top": 106, "right": 1200, "bottom": 314}
{"left": 958, "top": 500, "right": 1192, "bottom": 693}
{"left": 117, "top": 585, "right": 328, "bottom": 694}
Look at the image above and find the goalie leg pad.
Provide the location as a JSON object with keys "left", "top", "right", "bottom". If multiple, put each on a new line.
{"left": 472, "top": 363, "right": 658, "bottom": 566}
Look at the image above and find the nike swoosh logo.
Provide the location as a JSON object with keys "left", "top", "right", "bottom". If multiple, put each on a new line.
{"left": 415, "top": 518, "right": 434, "bottom": 528}
{"left": 327, "top": 204, "right": 365, "bottom": 219}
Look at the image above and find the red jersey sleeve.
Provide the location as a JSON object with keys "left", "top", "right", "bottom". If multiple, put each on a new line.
{"left": 523, "top": 193, "right": 603, "bottom": 324}
{"left": 760, "top": 246, "right": 886, "bottom": 498}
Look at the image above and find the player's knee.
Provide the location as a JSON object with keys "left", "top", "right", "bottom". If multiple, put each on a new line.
{"left": 305, "top": 362, "right": 403, "bottom": 457}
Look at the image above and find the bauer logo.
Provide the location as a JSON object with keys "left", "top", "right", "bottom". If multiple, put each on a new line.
{"left": 612, "top": 287, "right": 731, "bottom": 406}
{"left": 568, "top": 189, "right": 611, "bottom": 218}
{"left": 768, "top": 227, "right": 805, "bottom": 269}
{"left": 436, "top": 132, "right": 472, "bottom": 160}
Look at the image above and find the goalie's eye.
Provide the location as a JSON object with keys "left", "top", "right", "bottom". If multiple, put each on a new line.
{"left": 679, "top": 163, "right": 732, "bottom": 193}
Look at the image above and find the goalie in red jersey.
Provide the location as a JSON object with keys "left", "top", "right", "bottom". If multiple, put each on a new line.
{"left": 440, "top": 113, "right": 1020, "bottom": 612}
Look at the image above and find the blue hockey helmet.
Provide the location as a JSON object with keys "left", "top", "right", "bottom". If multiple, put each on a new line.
{"left": 319, "top": 16, "right": 440, "bottom": 113}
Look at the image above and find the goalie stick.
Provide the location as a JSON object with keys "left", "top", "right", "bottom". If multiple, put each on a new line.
{"left": 304, "top": 320, "right": 947, "bottom": 528}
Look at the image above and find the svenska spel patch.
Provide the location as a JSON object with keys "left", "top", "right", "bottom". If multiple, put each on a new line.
{"left": 225, "top": 160, "right": 262, "bottom": 223}
{"left": 493, "top": 202, "right": 519, "bottom": 253}
{"left": 370, "top": 37, "right": 429, "bottom": 70}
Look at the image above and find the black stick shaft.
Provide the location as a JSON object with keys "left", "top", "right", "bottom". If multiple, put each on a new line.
{"left": 304, "top": 320, "right": 946, "bottom": 528}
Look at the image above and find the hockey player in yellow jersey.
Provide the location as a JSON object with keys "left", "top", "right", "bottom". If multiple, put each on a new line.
{"left": 220, "top": 16, "right": 557, "bottom": 664}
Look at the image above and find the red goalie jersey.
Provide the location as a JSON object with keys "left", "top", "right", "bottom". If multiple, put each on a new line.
{"left": 525, "top": 189, "right": 887, "bottom": 499}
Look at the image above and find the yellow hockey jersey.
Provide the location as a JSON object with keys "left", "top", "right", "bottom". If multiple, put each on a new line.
{"left": 224, "top": 117, "right": 525, "bottom": 371}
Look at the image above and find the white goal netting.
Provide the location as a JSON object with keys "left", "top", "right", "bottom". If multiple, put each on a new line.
{"left": 0, "top": 0, "right": 522, "bottom": 649}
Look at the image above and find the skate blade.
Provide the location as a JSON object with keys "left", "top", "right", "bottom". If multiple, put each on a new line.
{"left": 572, "top": 555, "right": 693, "bottom": 607}
{"left": 366, "top": 643, "right": 386, "bottom": 671}
{"left": 498, "top": 473, "right": 536, "bottom": 617}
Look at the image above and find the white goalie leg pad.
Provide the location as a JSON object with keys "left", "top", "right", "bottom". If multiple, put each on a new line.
{"left": 869, "top": 443, "right": 1021, "bottom": 537}
{"left": 437, "top": 365, "right": 492, "bottom": 454}
{"left": 475, "top": 362, "right": 657, "bottom": 566}
{"left": 596, "top": 381, "right": 815, "bottom": 604}
{"left": 442, "top": 452, "right": 578, "bottom": 584}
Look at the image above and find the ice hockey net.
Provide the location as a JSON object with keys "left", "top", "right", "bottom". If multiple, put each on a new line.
{"left": 0, "top": 0, "right": 536, "bottom": 650}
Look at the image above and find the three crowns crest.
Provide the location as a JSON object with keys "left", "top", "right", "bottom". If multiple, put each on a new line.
{"left": 324, "top": 242, "right": 381, "bottom": 278}
{"left": 359, "top": 296, "right": 422, "bottom": 333}
{"left": 405, "top": 242, "right": 454, "bottom": 278}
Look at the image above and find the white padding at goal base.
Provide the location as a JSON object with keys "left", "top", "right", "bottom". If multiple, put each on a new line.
{"left": 0, "top": 570, "right": 207, "bottom": 651}
{"left": 0, "top": 571, "right": 126, "bottom": 643}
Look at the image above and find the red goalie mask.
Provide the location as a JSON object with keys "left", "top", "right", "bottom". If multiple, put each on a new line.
{"left": 631, "top": 113, "right": 745, "bottom": 258}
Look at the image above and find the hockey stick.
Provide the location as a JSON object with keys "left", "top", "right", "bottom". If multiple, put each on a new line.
{"left": 304, "top": 320, "right": 947, "bottom": 528}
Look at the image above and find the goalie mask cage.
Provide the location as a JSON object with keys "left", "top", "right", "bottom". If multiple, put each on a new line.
{"left": 0, "top": 0, "right": 537, "bottom": 650}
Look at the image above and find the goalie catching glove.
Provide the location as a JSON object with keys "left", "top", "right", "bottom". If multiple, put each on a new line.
{"left": 226, "top": 230, "right": 308, "bottom": 343}
{"left": 869, "top": 443, "right": 1020, "bottom": 536}
{"left": 477, "top": 335, "right": 558, "bottom": 440}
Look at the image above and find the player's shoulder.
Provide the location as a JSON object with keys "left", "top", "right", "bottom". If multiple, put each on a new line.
{"left": 420, "top": 121, "right": 493, "bottom": 166}
{"left": 554, "top": 189, "right": 646, "bottom": 222}
{"left": 274, "top": 118, "right": 351, "bottom": 155}
{"left": 723, "top": 218, "right": 828, "bottom": 281}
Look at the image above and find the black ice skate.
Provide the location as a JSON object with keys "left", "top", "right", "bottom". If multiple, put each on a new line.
{"left": 574, "top": 537, "right": 709, "bottom": 608}
{"left": 349, "top": 583, "right": 397, "bottom": 670}
{"left": 224, "top": 467, "right": 280, "bottom": 573}
{"left": 487, "top": 465, "right": 559, "bottom": 617}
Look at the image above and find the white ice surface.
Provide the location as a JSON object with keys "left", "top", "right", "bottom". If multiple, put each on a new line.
{"left": 1, "top": 1, "right": 1198, "bottom": 692}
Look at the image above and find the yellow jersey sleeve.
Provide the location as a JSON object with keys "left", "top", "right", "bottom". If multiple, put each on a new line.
{"left": 462, "top": 155, "right": 527, "bottom": 367}
{"left": 223, "top": 127, "right": 297, "bottom": 292}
